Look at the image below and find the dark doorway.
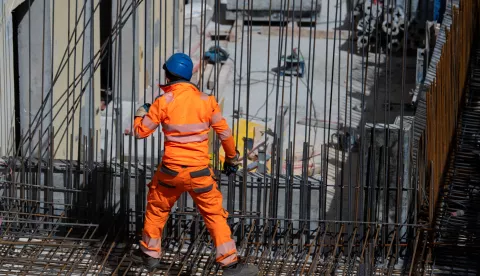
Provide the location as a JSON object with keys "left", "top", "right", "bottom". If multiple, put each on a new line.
{"left": 12, "top": 0, "right": 33, "bottom": 155}
{"left": 100, "top": 0, "right": 113, "bottom": 108}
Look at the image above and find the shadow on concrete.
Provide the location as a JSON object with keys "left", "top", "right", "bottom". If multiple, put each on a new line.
{"left": 322, "top": 43, "right": 417, "bottom": 272}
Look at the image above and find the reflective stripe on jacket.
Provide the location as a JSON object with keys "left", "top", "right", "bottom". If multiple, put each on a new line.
{"left": 134, "top": 81, "right": 236, "bottom": 166}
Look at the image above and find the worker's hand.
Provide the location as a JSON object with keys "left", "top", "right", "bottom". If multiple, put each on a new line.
{"left": 135, "top": 103, "right": 151, "bottom": 118}
{"left": 223, "top": 150, "right": 240, "bottom": 176}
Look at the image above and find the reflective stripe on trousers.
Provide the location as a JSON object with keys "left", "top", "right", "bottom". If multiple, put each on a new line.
{"left": 216, "top": 239, "right": 238, "bottom": 266}
{"left": 140, "top": 232, "right": 162, "bottom": 258}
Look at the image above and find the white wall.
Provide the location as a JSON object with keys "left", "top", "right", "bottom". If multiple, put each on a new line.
{"left": 0, "top": 0, "right": 183, "bottom": 161}
{"left": 0, "top": 0, "right": 22, "bottom": 157}
{"left": 0, "top": 0, "right": 101, "bottom": 160}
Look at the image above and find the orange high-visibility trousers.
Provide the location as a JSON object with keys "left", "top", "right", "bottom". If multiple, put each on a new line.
{"left": 140, "top": 163, "right": 238, "bottom": 267}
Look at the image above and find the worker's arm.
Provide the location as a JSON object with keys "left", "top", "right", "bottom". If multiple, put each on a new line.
{"left": 133, "top": 98, "right": 165, "bottom": 139}
{"left": 210, "top": 96, "right": 236, "bottom": 159}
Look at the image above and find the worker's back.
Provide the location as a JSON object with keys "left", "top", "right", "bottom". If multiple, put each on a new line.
{"left": 160, "top": 81, "right": 214, "bottom": 166}
{"left": 134, "top": 80, "right": 235, "bottom": 167}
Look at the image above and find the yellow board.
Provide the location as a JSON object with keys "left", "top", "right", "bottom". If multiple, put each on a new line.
{"left": 209, "top": 118, "right": 270, "bottom": 172}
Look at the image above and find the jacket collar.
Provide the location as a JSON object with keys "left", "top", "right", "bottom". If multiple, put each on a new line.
{"left": 158, "top": 80, "right": 201, "bottom": 93}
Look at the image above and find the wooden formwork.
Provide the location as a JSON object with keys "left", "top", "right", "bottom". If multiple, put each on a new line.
{"left": 410, "top": 1, "right": 480, "bottom": 273}
{"left": 424, "top": 1, "right": 479, "bottom": 221}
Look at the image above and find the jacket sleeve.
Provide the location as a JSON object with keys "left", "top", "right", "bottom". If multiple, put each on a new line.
{"left": 134, "top": 97, "right": 165, "bottom": 139}
{"left": 210, "top": 96, "right": 236, "bottom": 158}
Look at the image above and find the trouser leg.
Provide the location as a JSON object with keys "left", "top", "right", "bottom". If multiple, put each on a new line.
{"left": 188, "top": 178, "right": 237, "bottom": 266}
{"left": 141, "top": 180, "right": 182, "bottom": 258}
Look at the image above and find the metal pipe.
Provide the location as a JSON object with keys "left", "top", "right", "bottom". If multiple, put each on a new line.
{"left": 387, "top": 38, "right": 402, "bottom": 52}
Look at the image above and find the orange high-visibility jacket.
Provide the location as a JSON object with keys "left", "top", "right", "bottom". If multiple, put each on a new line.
{"left": 134, "top": 81, "right": 236, "bottom": 166}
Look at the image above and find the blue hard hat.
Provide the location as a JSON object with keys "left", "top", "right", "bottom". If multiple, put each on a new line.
{"left": 163, "top": 53, "right": 193, "bottom": 80}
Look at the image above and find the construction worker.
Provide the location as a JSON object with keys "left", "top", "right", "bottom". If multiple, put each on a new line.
{"left": 130, "top": 53, "right": 259, "bottom": 275}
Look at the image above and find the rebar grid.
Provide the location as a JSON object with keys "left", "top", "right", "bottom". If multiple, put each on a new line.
{"left": 0, "top": 158, "right": 424, "bottom": 275}
{"left": 0, "top": 212, "right": 420, "bottom": 275}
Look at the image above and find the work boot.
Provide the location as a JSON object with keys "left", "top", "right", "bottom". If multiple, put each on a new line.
{"left": 222, "top": 261, "right": 259, "bottom": 276}
{"left": 130, "top": 248, "right": 161, "bottom": 272}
